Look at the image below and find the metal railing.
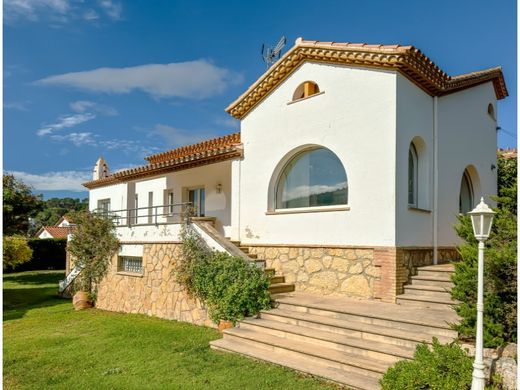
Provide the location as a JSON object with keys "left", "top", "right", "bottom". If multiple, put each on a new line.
{"left": 93, "top": 202, "right": 194, "bottom": 227}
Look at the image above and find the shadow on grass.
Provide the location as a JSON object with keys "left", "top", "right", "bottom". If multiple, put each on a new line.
{"left": 4, "top": 271, "right": 64, "bottom": 286}
{"left": 4, "top": 271, "right": 68, "bottom": 321}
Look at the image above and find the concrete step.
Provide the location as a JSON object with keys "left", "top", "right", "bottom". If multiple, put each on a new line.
{"left": 397, "top": 293, "right": 458, "bottom": 310}
{"left": 248, "top": 253, "right": 259, "bottom": 260}
{"left": 238, "top": 246, "right": 250, "bottom": 253}
{"left": 275, "top": 293, "right": 458, "bottom": 338}
{"left": 260, "top": 308, "right": 455, "bottom": 349}
{"left": 269, "top": 283, "right": 295, "bottom": 294}
{"left": 410, "top": 275, "right": 454, "bottom": 288}
{"left": 417, "top": 269, "right": 455, "bottom": 279}
{"left": 419, "top": 264, "right": 455, "bottom": 272}
{"left": 270, "top": 275, "right": 285, "bottom": 284}
{"left": 229, "top": 240, "right": 241, "bottom": 246}
{"left": 264, "top": 268, "right": 276, "bottom": 276}
{"left": 220, "top": 327, "right": 391, "bottom": 379}
{"left": 239, "top": 318, "right": 414, "bottom": 363}
{"left": 404, "top": 285, "right": 452, "bottom": 300}
{"left": 210, "top": 338, "right": 381, "bottom": 390}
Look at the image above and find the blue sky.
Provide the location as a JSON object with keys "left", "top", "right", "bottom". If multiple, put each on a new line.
{"left": 4, "top": 0, "right": 517, "bottom": 199}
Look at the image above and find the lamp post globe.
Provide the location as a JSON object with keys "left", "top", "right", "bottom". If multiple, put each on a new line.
{"left": 468, "top": 197, "right": 495, "bottom": 390}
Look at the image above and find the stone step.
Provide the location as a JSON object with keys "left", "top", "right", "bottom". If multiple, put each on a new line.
{"left": 418, "top": 264, "right": 455, "bottom": 272}
{"left": 417, "top": 269, "right": 455, "bottom": 279}
{"left": 270, "top": 275, "right": 285, "bottom": 284}
{"left": 275, "top": 293, "right": 458, "bottom": 338}
{"left": 248, "top": 253, "right": 258, "bottom": 259}
{"left": 239, "top": 318, "right": 414, "bottom": 363}
{"left": 260, "top": 308, "right": 455, "bottom": 349}
{"left": 264, "top": 268, "right": 276, "bottom": 276}
{"left": 229, "top": 240, "right": 241, "bottom": 246}
{"left": 269, "top": 283, "right": 295, "bottom": 294}
{"left": 397, "top": 293, "right": 458, "bottom": 310}
{"left": 220, "top": 327, "right": 391, "bottom": 379}
{"left": 404, "top": 285, "right": 452, "bottom": 300}
{"left": 238, "top": 246, "right": 250, "bottom": 253}
{"left": 410, "top": 275, "right": 454, "bottom": 288}
{"left": 210, "top": 338, "right": 381, "bottom": 390}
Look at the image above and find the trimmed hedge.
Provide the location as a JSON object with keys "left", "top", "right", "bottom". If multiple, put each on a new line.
{"left": 5, "top": 238, "right": 67, "bottom": 272}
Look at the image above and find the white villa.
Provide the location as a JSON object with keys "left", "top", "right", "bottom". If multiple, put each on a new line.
{"left": 74, "top": 39, "right": 507, "bottom": 388}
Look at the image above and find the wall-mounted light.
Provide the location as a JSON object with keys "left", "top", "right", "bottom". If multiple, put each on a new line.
{"left": 216, "top": 183, "right": 222, "bottom": 194}
{"left": 491, "top": 164, "right": 496, "bottom": 171}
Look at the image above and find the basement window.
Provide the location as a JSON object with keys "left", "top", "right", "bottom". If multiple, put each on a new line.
{"left": 292, "top": 81, "right": 320, "bottom": 101}
{"left": 118, "top": 256, "right": 143, "bottom": 274}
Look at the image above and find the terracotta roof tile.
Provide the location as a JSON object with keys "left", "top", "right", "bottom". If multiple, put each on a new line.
{"left": 83, "top": 132, "right": 242, "bottom": 189}
{"left": 226, "top": 38, "right": 508, "bottom": 119}
{"left": 38, "top": 226, "right": 76, "bottom": 238}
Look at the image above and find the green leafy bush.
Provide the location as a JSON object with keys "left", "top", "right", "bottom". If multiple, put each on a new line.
{"left": 5, "top": 238, "right": 67, "bottom": 272}
{"left": 67, "top": 211, "right": 120, "bottom": 299}
{"left": 380, "top": 339, "right": 473, "bottom": 390}
{"left": 451, "top": 155, "right": 517, "bottom": 347}
{"left": 3, "top": 236, "right": 33, "bottom": 270}
{"left": 176, "top": 225, "right": 271, "bottom": 324}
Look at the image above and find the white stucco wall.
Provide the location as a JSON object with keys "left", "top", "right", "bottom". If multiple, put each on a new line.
{"left": 436, "top": 82, "right": 498, "bottom": 246}
{"left": 395, "top": 75, "right": 434, "bottom": 247}
{"left": 238, "top": 62, "right": 397, "bottom": 246}
{"left": 88, "top": 160, "right": 233, "bottom": 236}
{"left": 38, "top": 230, "right": 53, "bottom": 239}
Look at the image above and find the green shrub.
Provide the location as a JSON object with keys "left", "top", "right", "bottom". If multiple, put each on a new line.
{"left": 3, "top": 236, "right": 33, "bottom": 269}
{"left": 451, "top": 155, "right": 517, "bottom": 347}
{"left": 380, "top": 339, "right": 473, "bottom": 390}
{"left": 176, "top": 225, "right": 271, "bottom": 324}
{"left": 67, "top": 211, "right": 120, "bottom": 299}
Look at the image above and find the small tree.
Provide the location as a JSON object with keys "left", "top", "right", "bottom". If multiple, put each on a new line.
{"left": 3, "top": 174, "right": 43, "bottom": 236}
{"left": 3, "top": 236, "right": 33, "bottom": 270}
{"left": 451, "top": 155, "right": 517, "bottom": 346}
{"left": 67, "top": 211, "right": 120, "bottom": 299}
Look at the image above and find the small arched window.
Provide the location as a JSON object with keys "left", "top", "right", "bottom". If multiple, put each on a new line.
{"left": 276, "top": 147, "right": 347, "bottom": 209}
{"left": 487, "top": 103, "right": 496, "bottom": 120}
{"left": 459, "top": 170, "right": 474, "bottom": 214}
{"left": 292, "top": 81, "right": 320, "bottom": 101}
{"left": 408, "top": 143, "right": 418, "bottom": 207}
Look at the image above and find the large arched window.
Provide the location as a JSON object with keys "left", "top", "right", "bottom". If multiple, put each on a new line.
{"left": 275, "top": 147, "right": 348, "bottom": 209}
{"left": 459, "top": 169, "right": 474, "bottom": 214}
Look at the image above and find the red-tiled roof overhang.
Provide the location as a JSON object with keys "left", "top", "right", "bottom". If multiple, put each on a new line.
{"left": 226, "top": 39, "right": 509, "bottom": 119}
{"left": 83, "top": 132, "right": 243, "bottom": 189}
{"left": 37, "top": 226, "right": 76, "bottom": 238}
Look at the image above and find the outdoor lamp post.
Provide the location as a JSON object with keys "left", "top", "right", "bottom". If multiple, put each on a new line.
{"left": 468, "top": 197, "right": 495, "bottom": 390}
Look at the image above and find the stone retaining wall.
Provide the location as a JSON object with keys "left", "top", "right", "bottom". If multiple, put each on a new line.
{"left": 95, "top": 243, "right": 212, "bottom": 327}
{"left": 249, "top": 246, "right": 380, "bottom": 298}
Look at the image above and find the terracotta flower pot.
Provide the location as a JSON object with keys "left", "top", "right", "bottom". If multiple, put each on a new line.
{"left": 218, "top": 319, "right": 234, "bottom": 332}
{"left": 73, "top": 291, "right": 93, "bottom": 310}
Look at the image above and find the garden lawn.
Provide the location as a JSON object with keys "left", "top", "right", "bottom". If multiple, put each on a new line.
{"left": 4, "top": 271, "right": 336, "bottom": 390}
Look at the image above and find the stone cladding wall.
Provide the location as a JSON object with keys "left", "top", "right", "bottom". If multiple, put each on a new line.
{"left": 248, "top": 246, "right": 380, "bottom": 298}
{"left": 96, "top": 243, "right": 213, "bottom": 327}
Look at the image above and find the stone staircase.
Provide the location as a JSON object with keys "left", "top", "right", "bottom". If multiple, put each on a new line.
{"left": 210, "top": 292, "right": 459, "bottom": 389}
{"left": 396, "top": 263, "right": 458, "bottom": 310}
{"left": 230, "top": 240, "right": 295, "bottom": 295}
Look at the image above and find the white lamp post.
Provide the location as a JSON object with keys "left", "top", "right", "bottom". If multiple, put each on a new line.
{"left": 468, "top": 197, "right": 495, "bottom": 390}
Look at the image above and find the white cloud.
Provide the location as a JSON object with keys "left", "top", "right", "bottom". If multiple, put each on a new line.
{"left": 215, "top": 116, "right": 240, "bottom": 130}
{"left": 98, "top": 0, "right": 121, "bottom": 20}
{"left": 4, "top": 101, "right": 30, "bottom": 111}
{"left": 35, "top": 60, "right": 243, "bottom": 99}
{"left": 5, "top": 0, "right": 70, "bottom": 22}
{"left": 69, "top": 100, "right": 118, "bottom": 116}
{"left": 10, "top": 170, "right": 92, "bottom": 192}
{"left": 151, "top": 124, "right": 218, "bottom": 147}
{"left": 83, "top": 9, "right": 99, "bottom": 21}
{"left": 282, "top": 181, "right": 348, "bottom": 202}
{"left": 37, "top": 112, "right": 96, "bottom": 136}
{"left": 51, "top": 131, "right": 97, "bottom": 146}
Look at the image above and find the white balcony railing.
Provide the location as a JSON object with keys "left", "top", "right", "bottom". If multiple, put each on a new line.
{"left": 94, "top": 202, "right": 193, "bottom": 227}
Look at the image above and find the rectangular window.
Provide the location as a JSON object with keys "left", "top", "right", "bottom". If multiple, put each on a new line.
{"left": 98, "top": 199, "right": 111, "bottom": 212}
{"left": 118, "top": 256, "right": 143, "bottom": 274}
{"left": 168, "top": 191, "right": 174, "bottom": 214}
{"left": 188, "top": 188, "right": 205, "bottom": 217}
{"left": 133, "top": 194, "right": 139, "bottom": 224}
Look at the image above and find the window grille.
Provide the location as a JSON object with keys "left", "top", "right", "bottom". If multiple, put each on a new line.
{"left": 118, "top": 256, "right": 143, "bottom": 274}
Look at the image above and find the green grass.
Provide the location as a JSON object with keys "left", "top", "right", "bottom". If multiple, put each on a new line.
{"left": 4, "top": 270, "right": 335, "bottom": 390}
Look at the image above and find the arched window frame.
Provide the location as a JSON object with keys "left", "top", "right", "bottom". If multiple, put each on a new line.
{"left": 292, "top": 81, "right": 321, "bottom": 102}
{"left": 267, "top": 145, "right": 349, "bottom": 214}
{"left": 459, "top": 169, "right": 475, "bottom": 214}
{"left": 408, "top": 143, "right": 419, "bottom": 207}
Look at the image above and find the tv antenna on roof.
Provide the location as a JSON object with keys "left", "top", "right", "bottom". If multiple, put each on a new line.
{"left": 261, "top": 36, "right": 286, "bottom": 68}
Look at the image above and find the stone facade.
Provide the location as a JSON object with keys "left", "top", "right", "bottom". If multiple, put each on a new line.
{"left": 249, "top": 245, "right": 458, "bottom": 303}
{"left": 249, "top": 246, "right": 380, "bottom": 298}
{"left": 96, "top": 243, "right": 213, "bottom": 327}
